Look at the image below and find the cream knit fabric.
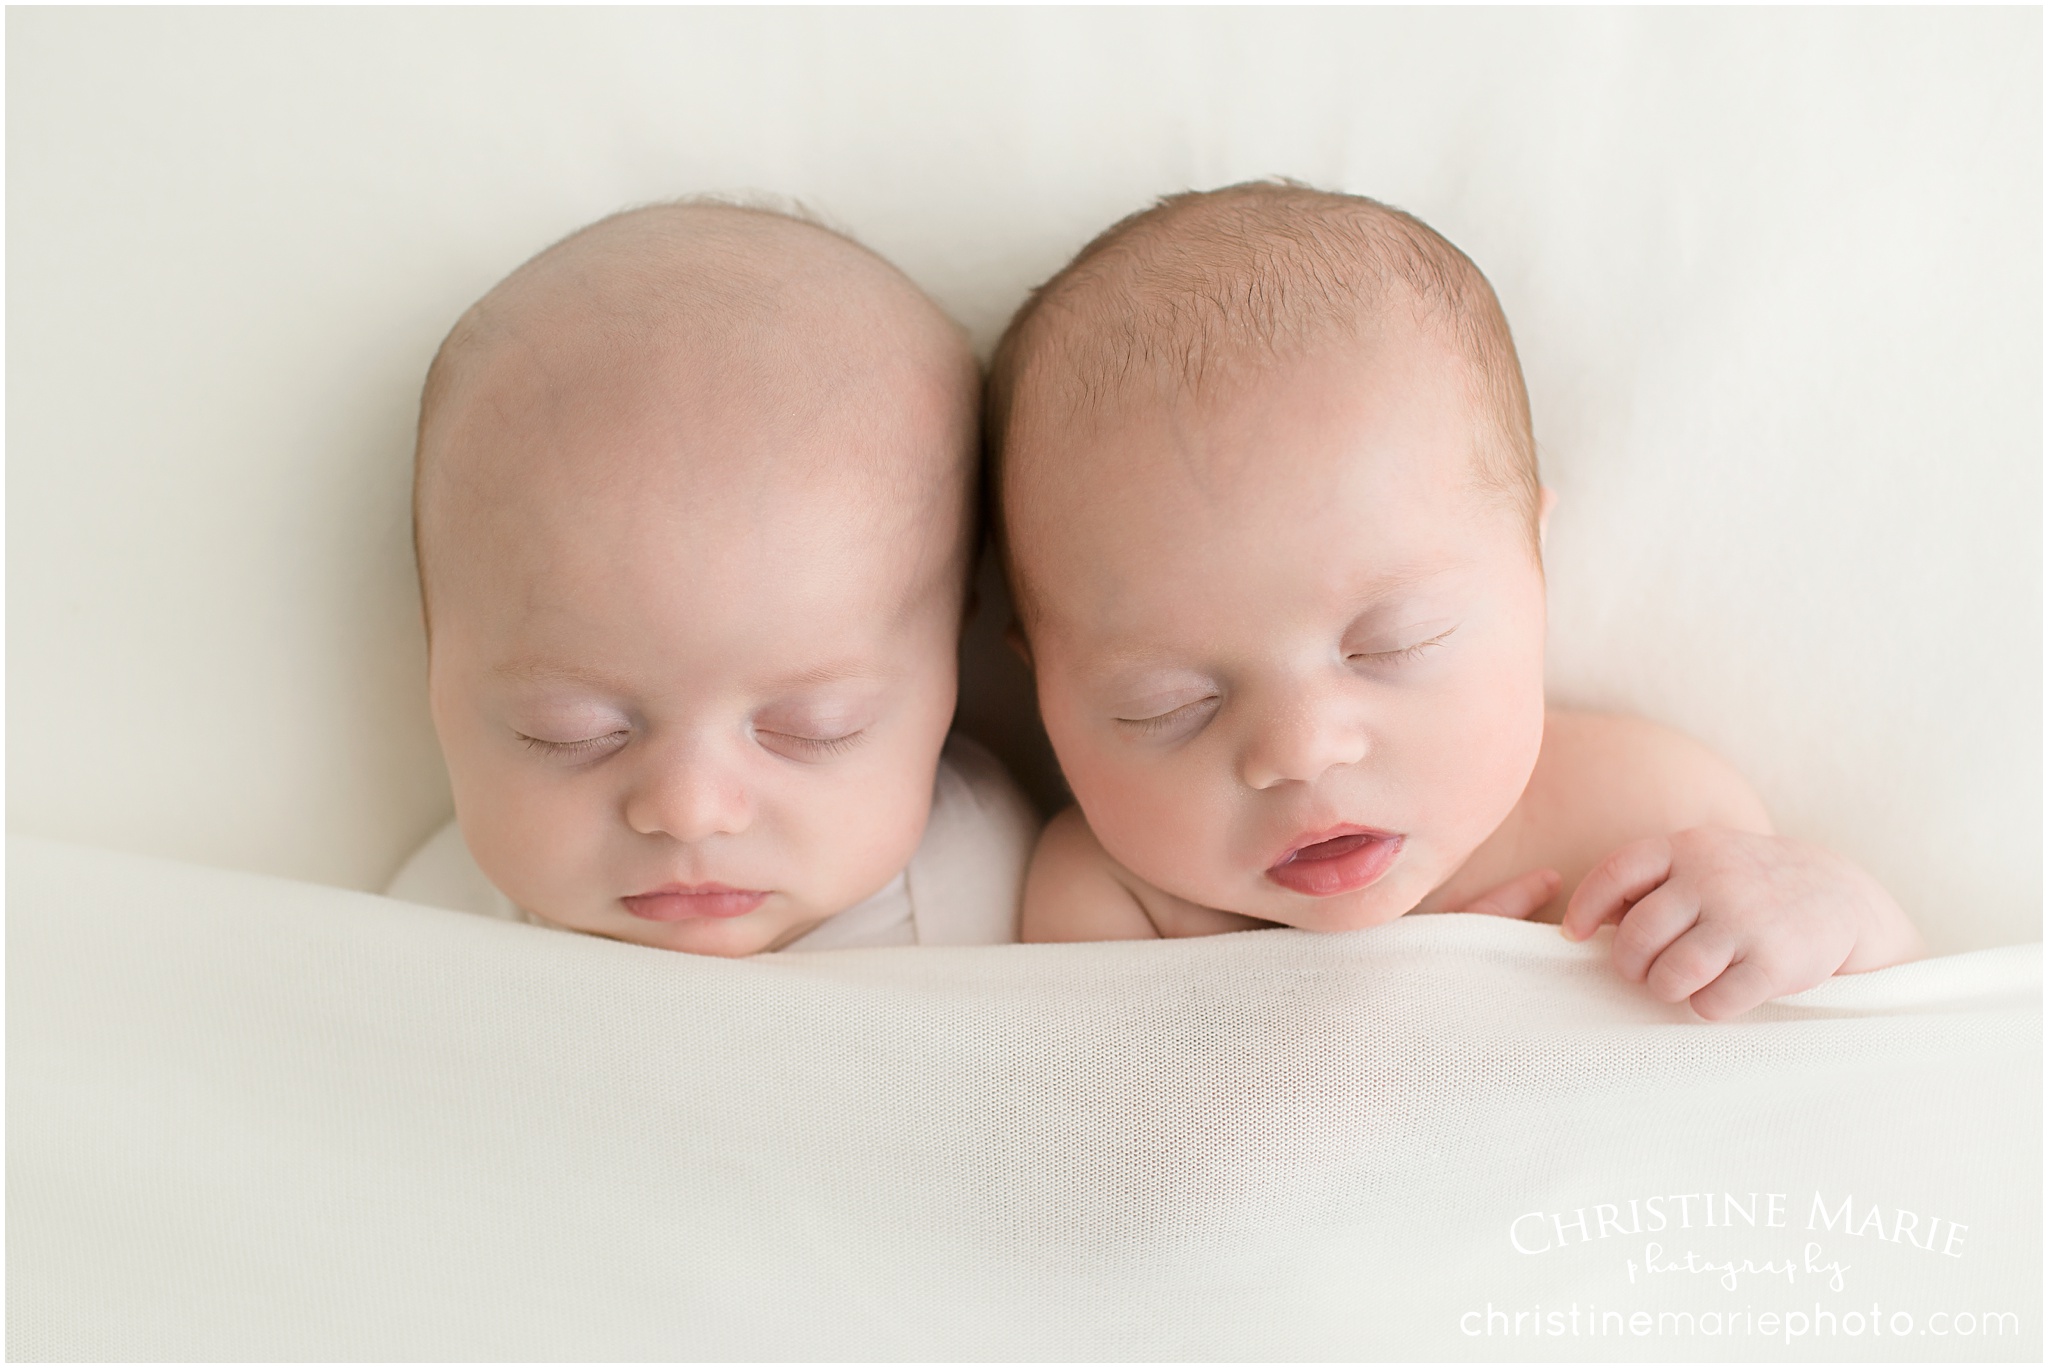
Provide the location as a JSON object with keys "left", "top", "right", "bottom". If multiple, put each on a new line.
{"left": 11, "top": 834, "right": 2037, "bottom": 1359}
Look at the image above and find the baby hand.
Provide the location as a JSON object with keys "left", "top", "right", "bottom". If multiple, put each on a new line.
{"left": 1560, "top": 829, "right": 1923, "bottom": 1020}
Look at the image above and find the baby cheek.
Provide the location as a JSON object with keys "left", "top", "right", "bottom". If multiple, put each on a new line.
{"left": 780, "top": 742, "right": 941, "bottom": 907}
{"left": 1418, "top": 653, "right": 1546, "bottom": 830}
{"left": 1038, "top": 674, "right": 1240, "bottom": 892}
{"left": 429, "top": 698, "right": 565, "bottom": 903}
{"left": 453, "top": 760, "right": 607, "bottom": 913}
{"left": 1067, "top": 739, "right": 1232, "bottom": 889}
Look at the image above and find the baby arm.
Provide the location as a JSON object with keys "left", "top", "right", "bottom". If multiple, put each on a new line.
{"left": 1561, "top": 832, "right": 1924, "bottom": 1020}
{"left": 1512, "top": 711, "right": 1922, "bottom": 1017}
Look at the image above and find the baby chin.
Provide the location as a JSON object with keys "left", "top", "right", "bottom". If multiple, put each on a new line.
{"left": 531, "top": 894, "right": 803, "bottom": 958}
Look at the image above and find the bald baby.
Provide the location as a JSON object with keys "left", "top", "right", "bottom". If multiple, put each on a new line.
{"left": 397, "top": 202, "right": 1033, "bottom": 957}
{"left": 416, "top": 202, "right": 976, "bottom": 640}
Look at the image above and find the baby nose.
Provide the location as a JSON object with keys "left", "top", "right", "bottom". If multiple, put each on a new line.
{"left": 622, "top": 736, "right": 754, "bottom": 842}
{"left": 1237, "top": 689, "right": 1370, "bottom": 791}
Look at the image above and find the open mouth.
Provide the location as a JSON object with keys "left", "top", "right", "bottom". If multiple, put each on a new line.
{"left": 1265, "top": 827, "right": 1404, "bottom": 898}
{"left": 620, "top": 884, "right": 769, "bottom": 922}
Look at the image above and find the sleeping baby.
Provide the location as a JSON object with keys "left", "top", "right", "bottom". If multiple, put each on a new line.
{"left": 387, "top": 202, "right": 1038, "bottom": 955}
{"left": 988, "top": 181, "right": 1923, "bottom": 1017}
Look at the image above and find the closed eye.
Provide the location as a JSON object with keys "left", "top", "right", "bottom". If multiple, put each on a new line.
{"left": 1350, "top": 626, "right": 1456, "bottom": 664}
{"left": 1114, "top": 695, "right": 1221, "bottom": 737}
{"left": 756, "top": 728, "right": 868, "bottom": 759}
{"left": 518, "top": 730, "right": 630, "bottom": 760}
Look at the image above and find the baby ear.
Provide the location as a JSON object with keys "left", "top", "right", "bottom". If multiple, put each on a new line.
{"left": 1538, "top": 486, "right": 1559, "bottom": 548}
{"left": 1003, "top": 622, "right": 1034, "bottom": 671}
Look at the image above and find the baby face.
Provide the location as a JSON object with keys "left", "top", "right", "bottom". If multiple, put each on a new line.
{"left": 1011, "top": 324, "right": 1546, "bottom": 928}
{"left": 424, "top": 338, "right": 965, "bottom": 957}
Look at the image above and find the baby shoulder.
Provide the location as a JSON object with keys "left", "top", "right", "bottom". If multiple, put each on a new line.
{"left": 907, "top": 734, "right": 1046, "bottom": 946}
{"left": 1535, "top": 709, "right": 1773, "bottom": 838}
{"left": 1019, "top": 806, "right": 1160, "bottom": 943}
{"left": 383, "top": 816, "right": 525, "bottom": 922}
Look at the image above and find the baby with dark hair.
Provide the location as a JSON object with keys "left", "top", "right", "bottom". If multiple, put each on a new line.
{"left": 990, "top": 181, "right": 1919, "bottom": 1017}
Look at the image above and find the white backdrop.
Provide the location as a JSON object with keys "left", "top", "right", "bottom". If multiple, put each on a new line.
{"left": 7, "top": 8, "right": 2040, "bottom": 953}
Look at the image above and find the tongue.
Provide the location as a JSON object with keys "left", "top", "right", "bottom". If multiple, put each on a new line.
{"left": 1287, "top": 832, "right": 1377, "bottom": 864}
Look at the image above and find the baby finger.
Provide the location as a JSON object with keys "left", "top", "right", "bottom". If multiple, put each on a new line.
{"left": 1685, "top": 956, "right": 1779, "bottom": 1022}
{"left": 1609, "top": 885, "right": 1702, "bottom": 983}
{"left": 1642, "top": 922, "right": 1738, "bottom": 1005}
{"left": 1563, "top": 836, "right": 1675, "bottom": 943}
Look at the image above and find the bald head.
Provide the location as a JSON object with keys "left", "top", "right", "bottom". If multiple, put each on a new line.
{"left": 413, "top": 201, "right": 979, "bottom": 638}
{"left": 988, "top": 182, "right": 1538, "bottom": 564}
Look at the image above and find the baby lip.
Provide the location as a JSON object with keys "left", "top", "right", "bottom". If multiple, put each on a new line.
{"left": 620, "top": 882, "right": 769, "bottom": 922}
{"left": 1268, "top": 825, "right": 1398, "bottom": 869}
{"left": 1265, "top": 825, "right": 1404, "bottom": 897}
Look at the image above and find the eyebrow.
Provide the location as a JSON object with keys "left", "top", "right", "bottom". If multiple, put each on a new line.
{"left": 489, "top": 657, "right": 893, "bottom": 692}
{"left": 491, "top": 658, "right": 631, "bottom": 691}
{"left": 760, "top": 661, "right": 897, "bottom": 690}
{"left": 1331, "top": 559, "right": 1458, "bottom": 603}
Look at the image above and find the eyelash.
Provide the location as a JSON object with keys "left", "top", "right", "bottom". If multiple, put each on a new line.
{"left": 1352, "top": 627, "right": 1456, "bottom": 664}
{"left": 518, "top": 729, "right": 868, "bottom": 760}
{"left": 1117, "top": 698, "right": 1219, "bottom": 735}
{"left": 518, "top": 731, "right": 629, "bottom": 759}
{"left": 758, "top": 729, "right": 867, "bottom": 757}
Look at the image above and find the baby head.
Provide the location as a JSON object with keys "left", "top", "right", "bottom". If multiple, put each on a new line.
{"left": 415, "top": 202, "right": 978, "bottom": 956}
{"left": 991, "top": 181, "right": 1549, "bottom": 929}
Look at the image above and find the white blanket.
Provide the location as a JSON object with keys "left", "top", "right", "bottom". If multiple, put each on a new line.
{"left": 10, "top": 834, "right": 2037, "bottom": 1359}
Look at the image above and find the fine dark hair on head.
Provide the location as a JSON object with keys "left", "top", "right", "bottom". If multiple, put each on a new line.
{"left": 985, "top": 180, "right": 1539, "bottom": 619}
